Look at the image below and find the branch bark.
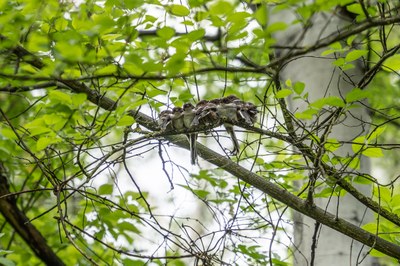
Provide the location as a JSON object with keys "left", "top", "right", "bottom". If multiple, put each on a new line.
{"left": 0, "top": 164, "right": 65, "bottom": 266}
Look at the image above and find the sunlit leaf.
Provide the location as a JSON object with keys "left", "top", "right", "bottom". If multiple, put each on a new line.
{"left": 324, "top": 139, "right": 340, "bottom": 152}
{"left": 345, "top": 49, "right": 368, "bottom": 62}
{"left": 94, "top": 65, "right": 118, "bottom": 75}
{"left": 275, "top": 89, "right": 292, "bottom": 98}
{"left": 36, "top": 136, "right": 61, "bottom": 151}
{"left": 310, "top": 96, "right": 345, "bottom": 108}
{"left": 345, "top": 88, "right": 368, "bottom": 102}
{"left": 383, "top": 54, "right": 400, "bottom": 71}
{"left": 209, "top": 0, "right": 233, "bottom": 15}
{"left": 293, "top": 82, "right": 305, "bottom": 95}
{"left": 169, "top": 4, "right": 190, "bottom": 17}
{"left": 157, "top": 26, "right": 175, "bottom": 39}
{"left": 362, "top": 147, "right": 383, "bottom": 157}
{"left": 0, "top": 128, "right": 18, "bottom": 140}
{"left": 254, "top": 5, "right": 267, "bottom": 26}
{"left": 267, "top": 22, "right": 287, "bottom": 33}
{"left": 49, "top": 90, "right": 72, "bottom": 105}
{"left": 295, "top": 108, "right": 318, "bottom": 120}
{"left": 368, "top": 126, "right": 386, "bottom": 140}
{"left": 117, "top": 115, "right": 135, "bottom": 126}
{"left": 99, "top": 184, "right": 113, "bottom": 195}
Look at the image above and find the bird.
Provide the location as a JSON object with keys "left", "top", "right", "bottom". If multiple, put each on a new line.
{"left": 158, "top": 109, "right": 173, "bottom": 130}
{"left": 245, "top": 101, "right": 259, "bottom": 124}
{"left": 191, "top": 100, "right": 210, "bottom": 127}
{"left": 171, "top": 107, "right": 184, "bottom": 130}
{"left": 226, "top": 95, "right": 258, "bottom": 125}
{"left": 200, "top": 101, "right": 220, "bottom": 127}
{"left": 232, "top": 99, "right": 254, "bottom": 125}
{"left": 183, "top": 103, "right": 198, "bottom": 165}
{"left": 217, "top": 96, "right": 240, "bottom": 155}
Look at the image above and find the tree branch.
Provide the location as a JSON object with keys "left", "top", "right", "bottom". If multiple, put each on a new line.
{"left": 0, "top": 164, "right": 65, "bottom": 266}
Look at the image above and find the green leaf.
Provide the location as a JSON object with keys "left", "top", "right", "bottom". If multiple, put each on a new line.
{"left": 294, "top": 108, "right": 318, "bottom": 120}
{"left": 333, "top": 57, "right": 345, "bottom": 67}
{"left": 362, "top": 147, "right": 383, "bottom": 157}
{"left": 28, "top": 126, "right": 52, "bottom": 137}
{"left": 209, "top": 1, "right": 233, "bottom": 15}
{"left": 345, "top": 49, "right": 368, "bottom": 62}
{"left": 310, "top": 96, "right": 345, "bottom": 108}
{"left": 117, "top": 115, "right": 135, "bottom": 126}
{"left": 71, "top": 93, "right": 88, "bottom": 108}
{"left": 375, "top": 186, "right": 392, "bottom": 205}
{"left": 187, "top": 29, "right": 205, "bottom": 41}
{"left": 157, "top": 26, "right": 175, "bottom": 39}
{"left": 169, "top": 4, "right": 190, "bottom": 17}
{"left": 362, "top": 222, "right": 377, "bottom": 233}
{"left": 321, "top": 49, "right": 335, "bottom": 56}
{"left": 227, "top": 11, "right": 251, "bottom": 23}
{"left": 266, "top": 22, "right": 287, "bottom": 33}
{"left": 94, "top": 64, "right": 117, "bottom": 75}
{"left": 346, "top": 3, "right": 364, "bottom": 15}
{"left": 383, "top": 54, "right": 400, "bottom": 71}
{"left": 0, "top": 128, "right": 18, "bottom": 140}
{"left": 368, "top": 126, "right": 386, "bottom": 140}
{"left": 0, "top": 257, "right": 15, "bottom": 266}
{"left": 345, "top": 88, "right": 368, "bottom": 102}
{"left": 324, "top": 139, "right": 340, "bottom": 152}
{"left": 293, "top": 82, "right": 305, "bottom": 95}
{"left": 348, "top": 157, "right": 360, "bottom": 170}
{"left": 254, "top": 5, "right": 268, "bottom": 26}
{"left": 330, "top": 42, "right": 342, "bottom": 50}
{"left": 193, "top": 189, "right": 210, "bottom": 198}
{"left": 275, "top": 89, "right": 292, "bottom": 98}
{"left": 36, "top": 136, "right": 61, "bottom": 151}
{"left": 352, "top": 136, "right": 366, "bottom": 153}
{"left": 49, "top": 90, "right": 72, "bottom": 105}
{"left": 99, "top": 184, "right": 113, "bottom": 195}
{"left": 54, "top": 41, "right": 84, "bottom": 61}
{"left": 118, "top": 221, "right": 141, "bottom": 234}
{"left": 43, "top": 114, "right": 63, "bottom": 125}
{"left": 226, "top": 31, "right": 247, "bottom": 41}
{"left": 121, "top": 259, "right": 148, "bottom": 266}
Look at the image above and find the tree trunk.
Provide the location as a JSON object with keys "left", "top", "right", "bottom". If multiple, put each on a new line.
{"left": 0, "top": 164, "right": 65, "bottom": 266}
{"left": 272, "top": 9, "right": 376, "bottom": 265}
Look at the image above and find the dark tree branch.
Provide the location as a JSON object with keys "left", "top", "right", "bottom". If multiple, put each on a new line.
{"left": 0, "top": 164, "right": 65, "bottom": 266}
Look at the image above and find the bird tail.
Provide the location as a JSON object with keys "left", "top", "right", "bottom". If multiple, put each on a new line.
{"left": 188, "top": 133, "right": 198, "bottom": 165}
{"left": 224, "top": 124, "right": 240, "bottom": 155}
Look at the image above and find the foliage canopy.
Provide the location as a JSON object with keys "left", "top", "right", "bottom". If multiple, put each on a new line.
{"left": 1, "top": 0, "right": 400, "bottom": 265}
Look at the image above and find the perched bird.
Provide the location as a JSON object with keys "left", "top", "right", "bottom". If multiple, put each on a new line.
{"left": 217, "top": 96, "right": 240, "bottom": 154}
{"left": 171, "top": 107, "right": 184, "bottom": 130}
{"left": 232, "top": 99, "right": 253, "bottom": 125}
{"left": 158, "top": 109, "right": 173, "bottom": 130}
{"left": 183, "top": 103, "right": 196, "bottom": 129}
{"left": 200, "top": 101, "right": 220, "bottom": 127}
{"left": 160, "top": 96, "right": 258, "bottom": 160}
{"left": 217, "top": 96, "right": 238, "bottom": 123}
{"left": 224, "top": 94, "right": 240, "bottom": 103}
{"left": 191, "top": 100, "right": 209, "bottom": 127}
{"left": 245, "top": 101, "right": 259, "bottom": 124}
{"left": 210, "top": 98, "right": 222, "bottom": 105}
{"left": 183, "top": 103, "right": 197, "bottom": 165}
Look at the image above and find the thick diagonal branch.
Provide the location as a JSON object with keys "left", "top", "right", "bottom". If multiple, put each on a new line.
{"left": 0, "top": 164, "right": 65, "bottom": 265}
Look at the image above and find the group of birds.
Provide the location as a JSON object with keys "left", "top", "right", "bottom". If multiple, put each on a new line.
{"left": 157, "top": 95, "right": 258, "bottom": 165}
